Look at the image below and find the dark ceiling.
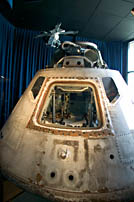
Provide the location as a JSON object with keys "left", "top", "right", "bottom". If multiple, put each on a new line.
{"left": 1, "top": 0, "right": 134, "bottom": 41}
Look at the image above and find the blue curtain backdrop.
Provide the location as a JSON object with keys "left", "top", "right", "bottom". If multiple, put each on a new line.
{"left": 0, "top": 14, "right": 128, "bottom": 129}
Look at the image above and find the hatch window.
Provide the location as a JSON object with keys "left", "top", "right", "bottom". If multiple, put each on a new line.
{"left": 31, "top": 77, "right": 45, "bottom": 99}
{"left": 39, "top": 83, "right": 102, "bottom": 129}
{"left": 102, "top": 77, "right": 119, "bottom": 103}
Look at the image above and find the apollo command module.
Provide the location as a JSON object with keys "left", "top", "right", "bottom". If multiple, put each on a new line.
{"left": 0, "top": 36, "right": 134, "bottom": 202}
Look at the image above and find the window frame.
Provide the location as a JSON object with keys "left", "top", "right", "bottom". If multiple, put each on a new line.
{"left": 31, "top": 76, "right": 45, "bottom": 99}
{"left": 127, "top": 41, "right": 134, "bottom": 89}
{"left": 27, "top": 78, "right": 114, "bottom": 137}
{"left": 35, "top": 80, "right": 103, "bottom": 130}
{"left": 102, "top": 77, "right": 120, "bottom": 104}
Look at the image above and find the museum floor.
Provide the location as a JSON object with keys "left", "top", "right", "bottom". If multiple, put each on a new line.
{"left": 0, "top": 179, "right": 51, "bottom": 202}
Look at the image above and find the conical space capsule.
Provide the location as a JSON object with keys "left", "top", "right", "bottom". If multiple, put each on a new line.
{"left": 1, "top": 41, "right": 134, "bottom": 202}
